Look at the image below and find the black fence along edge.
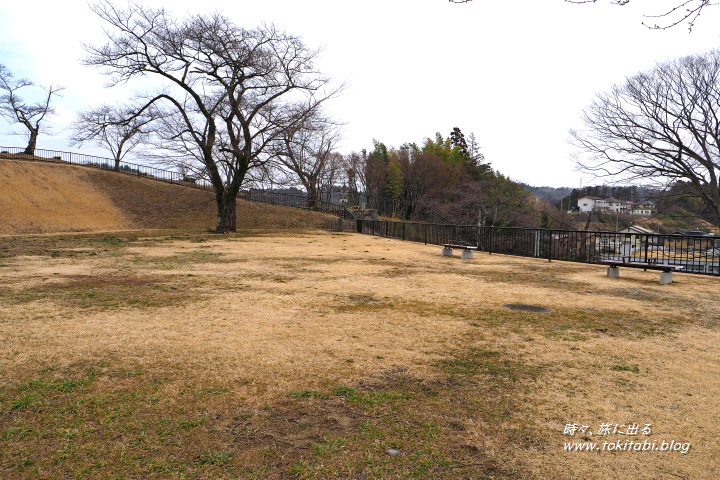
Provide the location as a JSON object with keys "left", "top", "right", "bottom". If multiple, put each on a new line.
{"left": 359, "top": 220, "right": 720, "bottom": 277}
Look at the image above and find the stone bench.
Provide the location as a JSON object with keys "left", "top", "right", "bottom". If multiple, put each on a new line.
{"left": 440, "top": 243, "right": 479, "bottom": 259}
{"left": 600, "top": 260, "right": 684, "bottom": 285}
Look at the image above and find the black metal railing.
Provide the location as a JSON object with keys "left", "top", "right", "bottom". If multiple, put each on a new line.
{"left": 239, "top": 190, "right": 357, "bottom": 220}
{"left": 360, "top": 220, "right": 720, "bottom": 276}
{"left": 0, "top": 146, "right": 213, "bottom": 190}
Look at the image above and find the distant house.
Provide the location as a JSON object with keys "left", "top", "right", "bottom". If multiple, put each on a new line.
{"left": 577, "top": 196, "right": 602, "bottom": 212}
{"left": 599, "top": 224, "right": 662, "bottom": 255}
{"left": 632, "top": 202, "right": 654, "bottom": 216}
{"left": 674, "top": 229, "right": 710, "bottom": 236}
{"left": 619, "top": 225, "right": 656, "bottom": 235}
{"left": 599, "top": 197, "right": 632, "bottom": 213}
{"left": 577, "top": 196, "right": 653, "bottom": 216}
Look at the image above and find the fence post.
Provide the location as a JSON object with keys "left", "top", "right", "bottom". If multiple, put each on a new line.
{"left": 356, "top": 219, "right": 363, "bottom": 234}
{"left": 402, "top": 222, "right": 406, "bottom": 241}
{"left": 548, "top": 231, "right": 553, "bottom": 262}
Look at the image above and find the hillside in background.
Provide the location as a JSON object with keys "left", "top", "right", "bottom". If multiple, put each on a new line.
{"left": 0, "top": 158, "right": 333, "bottom": 235}
{"left": 522, "top": 184, "right": 573, "bottom": 204}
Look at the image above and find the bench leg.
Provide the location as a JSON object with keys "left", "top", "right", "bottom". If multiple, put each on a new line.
{"left": 659, "top": 271, "right": 673, "bottom": 285}
{"left": 441, "top": 247, "right": 453, "bottom": 257}
{"left": 607, "top": 266, "right": 620, "bottom": 278}
{"left": 461, "top": 250, "right": 474, "bottom": 259}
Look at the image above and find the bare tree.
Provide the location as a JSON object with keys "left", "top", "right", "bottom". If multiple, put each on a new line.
{"left": 571, "top": 49, "right": 720, "bottom": 226}
{"left": 343, "top": 151, "right": 367, "bottom": 206}
{"left": 275, "top": 110, "right": 342, "bottom": 208}
{"left": 0, "top": 64, "right": 63, "bottom": 155}
{"left": 84, "top": 1, "right": 339, "bottom": 232}
{"left": 70, "top": 104, "right": 154, "bottom": 170}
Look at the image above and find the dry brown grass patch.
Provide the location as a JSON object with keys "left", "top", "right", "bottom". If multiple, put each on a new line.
{"left": 1, "top": 230, "right": 719, "bottom": 479}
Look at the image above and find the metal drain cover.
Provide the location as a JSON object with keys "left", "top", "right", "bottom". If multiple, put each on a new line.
{"left": 502, "top": 303, "right": 553, "bottom": 313}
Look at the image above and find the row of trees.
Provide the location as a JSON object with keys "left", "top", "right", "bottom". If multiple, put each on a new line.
{"left": 1, "top": 2, "right": 343, "bottom": 233}
{"left": 0, "top": 1, "right": 541, "bottom": 231}
{"left": 3, "top": 1, "right": 720, "bottom": 230}
{"left": 341, "top": 128, "right": 539, "bottom": 227}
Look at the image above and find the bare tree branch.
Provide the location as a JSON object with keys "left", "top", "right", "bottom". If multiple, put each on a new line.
{"left": 69, "top": 103, "right": 156, "bottom": 170}
{"left": 273, "top": 107, "right": 344, "bottom": 207}
{"left": 453, "top": 0, "right": 716, "bottom": 31}
{"left": 571, "top": 49, "right": 720, "bottom": 225}
{"left": 566, "top": 0, "right": 715, "bottom": 30}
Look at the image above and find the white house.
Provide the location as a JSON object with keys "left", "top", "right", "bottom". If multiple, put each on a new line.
{"left": 600, "top": 197, "right": 633, "bottom": 213}
{"left": 577, "top": 196, "right": 652, "bottom": 216}
{"left": 577, "top": 196, "right": 602, "bottom": 212}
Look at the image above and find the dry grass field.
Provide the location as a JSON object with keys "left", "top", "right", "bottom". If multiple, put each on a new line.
{"left": 1, "top": 229, "right": 719, "bottom": 479}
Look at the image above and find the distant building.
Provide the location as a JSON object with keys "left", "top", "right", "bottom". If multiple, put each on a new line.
{"left": 577, "top": 196, "right": 602, "bottom": 212}
{"left": 631, "top": 202, "right": 654, "bottom": 216}
{"left": 675, "top": 229, "right": 710, "bottom": 236}
{"left": 619, "top": 225, "right": 656, "bottom": 235}
{"left": 577, "top": 196, "right": 653, "bottom": 216}
{"left": 329, "top": 185, "right": 351, "bottom": 205}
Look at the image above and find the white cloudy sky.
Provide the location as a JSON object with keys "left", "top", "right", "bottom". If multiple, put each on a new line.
{"left": 0, "top": 0, "right": 719, "bottom": 187}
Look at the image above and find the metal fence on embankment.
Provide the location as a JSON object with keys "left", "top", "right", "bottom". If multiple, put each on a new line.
{"left": 0, "top": 146, "right": 354, "bottom": 219}
{"left": 0, "top": 146, "right": 213, "bottom": 190}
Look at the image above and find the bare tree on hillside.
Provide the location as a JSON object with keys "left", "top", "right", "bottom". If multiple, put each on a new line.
{"left": 70, "top": 104, "right": 155, "bottom": 170}
{"left": 84, "top": 1, "right": 340, "bottom": 232}
{"left": 0, "top": 64, "right": 63, "bottom": 155}
{"left": 275, "top": 109, "right": 343, "bottom": 208}
{"left": 571, "top": 49, "right": 720, "bottom": 226}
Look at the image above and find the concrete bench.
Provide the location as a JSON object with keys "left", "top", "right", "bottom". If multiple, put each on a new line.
{"left": 440, "top": 243, "right": 479, "bottom": 259}
{"left": 600, "top": 260, "right": 684, "bottom": 284}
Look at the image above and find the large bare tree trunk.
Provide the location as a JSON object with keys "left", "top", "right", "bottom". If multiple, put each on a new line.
{"left": 306, "top": 184, "right": 318, "bottom": 209}
{"left": 216, "top": 192, "right": 237, "bottom": 233}
{"left": 24, "top": 128, "right": 38, "bottom": 155}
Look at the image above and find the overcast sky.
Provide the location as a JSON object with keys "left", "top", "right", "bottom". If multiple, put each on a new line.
{"left": 1, "top": 0, "right": 719, "bottom": 187}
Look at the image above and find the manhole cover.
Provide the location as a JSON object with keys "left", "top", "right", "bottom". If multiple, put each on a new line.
{"left": 502, "top": 303, "right": 553, "bottom": 313}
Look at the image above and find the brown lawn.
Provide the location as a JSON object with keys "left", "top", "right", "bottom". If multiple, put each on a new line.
{"left": 1, "top": 230, "right": 719, "bottom": 479}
